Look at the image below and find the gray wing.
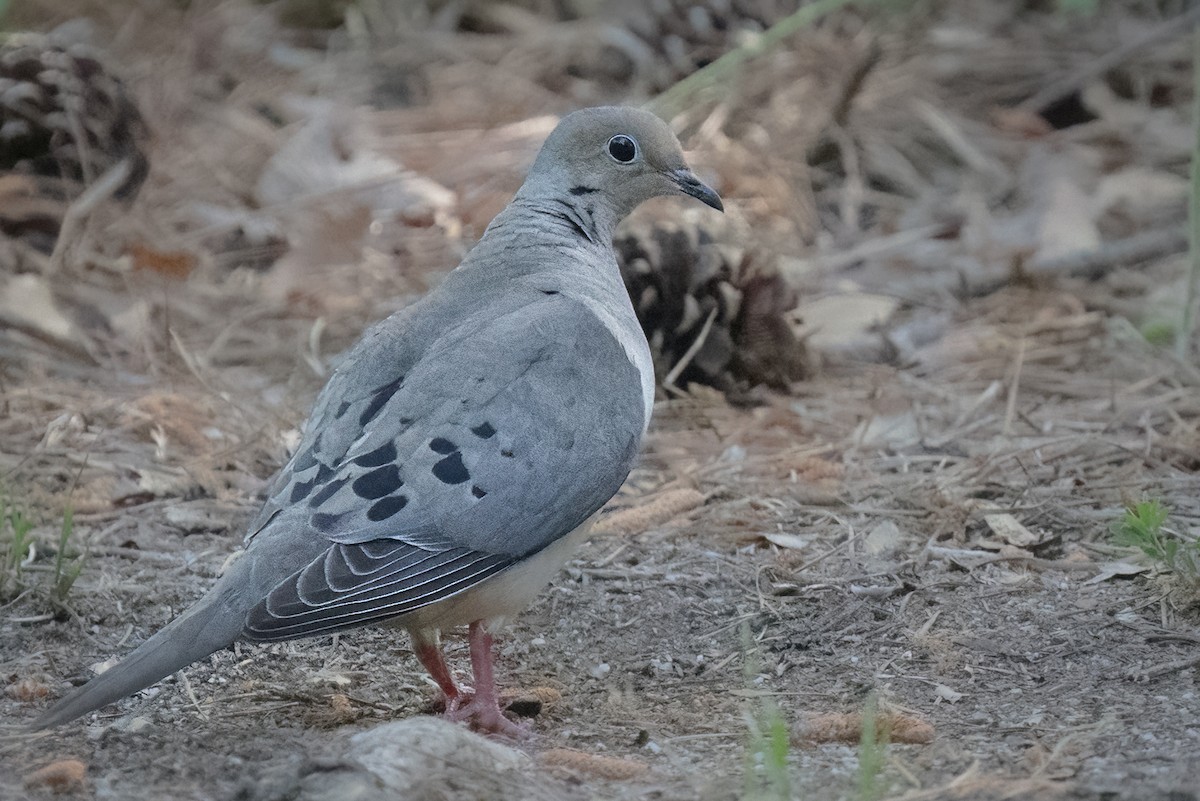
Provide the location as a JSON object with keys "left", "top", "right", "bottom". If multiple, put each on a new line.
{"left": 242, "top": 291, "right": 645, "bottom": 640}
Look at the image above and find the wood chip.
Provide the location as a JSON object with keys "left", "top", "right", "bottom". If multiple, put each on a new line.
{"left": 594, "top": 488, "right": 705, "bottom": 534}
{"left": 795, "top": 711, "right": 935, "bottom": 745}
{"left": 500, "top": 686, "right": 562, "bottom": 718}
{"left": 23, "top": 759, "right": 87, "bottom": 793}
{"left": 540, "top": 749, "right": 649, "bottom": 780}
{"left": 5, "top": 677, "right": 51, "bottom": 702}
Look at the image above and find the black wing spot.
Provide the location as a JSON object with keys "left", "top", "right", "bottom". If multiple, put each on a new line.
{"left": 471, "top": 422, "right": 496, "bottom": 439}
{"left": 314, "top": 462, "right": 335, "bottom": 483}
{"left": 289, "top": 477, "right": 316, "bottom": 504}
{"left": 501, "top": 449, "right": 515, "bottom": 458}
{"left": 569, "top": 185, "right": 598, "bottom": 195}
{"left": 429, "top": 437, "right": 457, "bottom": 454}
{"left": 471, "top": 485, "right": 487, "bottom": 499}
{"left": 311, "top": 511, "right": 345, "bottom": 530}
{"left": 432, "top": 452, "right": 470, "bottom": 484}
{"left": 540, "top": 289, "right": 559, "bottom": 296}
{"left": 359, "top": 375, "right": 404, "bottom": 426}
{"left": 352, "top": 465, "right": 404, "bottom": 500}
{"left": 354, "top": 441, "right": 397, "bottom": 468}
{"left": 335, "top": 401, "right": 351, "bottom": 419}
{"left": 367, "top": 495, "right": 408, "bottom": 521}
{"left": 309, "top": 476, "right": 350, "bottom": 507}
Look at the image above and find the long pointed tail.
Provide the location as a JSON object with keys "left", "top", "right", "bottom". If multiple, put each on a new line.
{"left": 31, "top": 579, "right": 249, "bottom": 729}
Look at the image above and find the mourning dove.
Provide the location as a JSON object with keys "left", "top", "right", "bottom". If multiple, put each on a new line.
{"left": 32, "top": 106, "right": 722, "bottom": 736}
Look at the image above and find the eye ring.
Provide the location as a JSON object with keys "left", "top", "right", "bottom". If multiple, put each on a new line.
{"left": 607, "top": 134, "right": 638, "bottom": 163}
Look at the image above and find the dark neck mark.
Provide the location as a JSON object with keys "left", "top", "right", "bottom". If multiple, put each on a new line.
{"left": 546, "top": 197, "right": 599, "bottom": 244}
{"left": 569, "top": 185, "right": 599, "bottom": 196}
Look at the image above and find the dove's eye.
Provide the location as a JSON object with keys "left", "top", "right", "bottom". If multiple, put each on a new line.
{"left": 607, "top": 135, "right": 638, "bottom": 163}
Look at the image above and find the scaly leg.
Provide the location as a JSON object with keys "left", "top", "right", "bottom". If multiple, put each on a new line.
{"left": 445, "top": 621, "right": 529, "bottom": 739}
{"left": 410, "top": 630, "right": 463, "bottom": 712}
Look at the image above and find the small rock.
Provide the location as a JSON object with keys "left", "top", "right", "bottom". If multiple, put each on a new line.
{"left": 347, "top": 718, "right": 539, "bottom": 798}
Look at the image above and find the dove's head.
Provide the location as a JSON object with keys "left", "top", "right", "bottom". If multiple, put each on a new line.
{"left": 520, "top": 106, "right": 722, "bottom": 236}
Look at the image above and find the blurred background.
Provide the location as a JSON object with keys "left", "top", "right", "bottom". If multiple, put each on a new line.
{"left": 2, "top": 2, "right": 1199, "bottom": 800}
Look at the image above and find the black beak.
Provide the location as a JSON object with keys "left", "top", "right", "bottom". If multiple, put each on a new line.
{"left": 669, "top": 169, "right": 724, "bottom": 212}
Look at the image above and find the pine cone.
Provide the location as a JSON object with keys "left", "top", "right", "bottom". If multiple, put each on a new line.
{"left": 624, "top": 0, "right": 800, "bottom": 89}
{"left": 616, "top": 221, "right": 808, "bottom": 396}
{"left": 0, "top": 34, "right": 149, "bottom": 203}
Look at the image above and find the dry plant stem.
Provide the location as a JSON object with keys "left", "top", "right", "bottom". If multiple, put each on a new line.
{"left": 784, "top": 222, "right": 955, "bottom": 280}
{"left": 1127, "top": 652, "right": 1200, "bottom": 682}
{"left": 1182, "top": 24, "right": 1200, "bottom": 363}
{"left": 1018, "top": 4, "right": 1200, "bottom": 114}
{"left": 649, "top": 0, "right": 871, "bottom": 118}
{"left": 664, "top": 305, "right": 718, "bottom": 389}
{"left": 1003, "top": 338, "right": 1026, "bottom": 437}
{"left": 954, "top": 227, "right": 1189, "bottom": 299}
{"left": 0, "top": 310, "right": 97, "bottom": 364}
{"left": 48, "top": 158, "right": 132, "bottom": 274}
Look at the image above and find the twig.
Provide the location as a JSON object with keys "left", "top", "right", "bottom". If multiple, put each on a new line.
{"left": 650, "top": 0, "right": 870, "bottom": 118}
{"left": 1018, "top": 4, "right": 1200, "bottom": 114}
{"left": 1003, "top": 338, "right": 1026, "bottom": 437}
{"left": 48, "top": 158, "right": 132, "bottom": 273}
{"left": 0, "top": 309, "right": 97, "bottom": 364}
{"left": 663, "top": 305, "right": 718, "bottom": 389}
{"left": 782, "top": 222, "right": 955, "bottom": 280}
{"left": 958, "top": 227, "right": 1188, "bottom": 299}
{"left": 179, "top": 672, "right": 209, "bottom": 721}
{"left": 1027, "top": 227, "right": 1188, "bottom": 280}
{"left": 1127, "top": 652, "right": 1200, "bottom": 682}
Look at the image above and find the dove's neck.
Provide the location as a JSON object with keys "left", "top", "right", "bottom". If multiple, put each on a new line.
{"left": 467, "top": 192, "right": 624, "bottom": 282}
{"left": 498, "top": 178, "right": 624, "bottom": 245}
{"left": 456, "top": 192, "right": 655, "bottom": 430}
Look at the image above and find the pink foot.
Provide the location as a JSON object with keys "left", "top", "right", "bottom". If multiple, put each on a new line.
{"left": 445, "top": 693, "right": 530, "bottom": 739}
{"left": 443, "top": 621, "right": 531, "bottom": 740}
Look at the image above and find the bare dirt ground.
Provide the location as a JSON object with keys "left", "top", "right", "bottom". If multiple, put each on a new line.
{"left": 2, "top": 2, "right": 1199, "bottom": 800}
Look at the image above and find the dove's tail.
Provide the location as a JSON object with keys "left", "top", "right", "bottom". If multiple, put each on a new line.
{"left": 30, "top": 569, "right": 252, "bottom": 730}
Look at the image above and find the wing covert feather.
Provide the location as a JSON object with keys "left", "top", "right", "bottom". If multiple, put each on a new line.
{"left": 242, "top": 290, "right": 647, "bottom": 639}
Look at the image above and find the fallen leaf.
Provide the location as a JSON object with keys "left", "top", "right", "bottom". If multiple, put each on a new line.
{"left": 128, "top": 243, "right": 198, "bottom": 279}
{"left": 792, "top": 292, "right": 900, "bottom": 354}
{"left": 865, "top": 520, "right": 903, "bottom": 555}
{"left": 983, "top": 513, "right": 1042, "bottom": 549}
{"left": 934, "top": 684, "right": 965, "bottom": 703}
{"left": 989, "top": 106, "right": 1053, "bottom": 138}
{"left": 762, "top": 532, "right": 810, "bottom": 550}
{"left": 0, "top": 274, "right": 78, "bottom": 343}
{"left": 1034, "top": 169, "right": 1100, "bottom": 263}
{"left": 1084, "top": 561, "right": 1150, "bottom": 585}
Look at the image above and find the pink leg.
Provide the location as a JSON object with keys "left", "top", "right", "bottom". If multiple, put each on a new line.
{"left": 411, "top": 632, "right": 463, "bottom": 712}
{"left": 445, "top": 621, "right": 529, "bottom": 739}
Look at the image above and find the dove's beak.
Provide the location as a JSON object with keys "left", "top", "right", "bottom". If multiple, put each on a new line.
{"left": 668, "top": 169, "right": 724, "bottom": 212}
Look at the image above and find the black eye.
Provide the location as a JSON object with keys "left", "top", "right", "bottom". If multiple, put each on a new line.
{"left": 607, "top": 134, "right": 637, "bottom": 163}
